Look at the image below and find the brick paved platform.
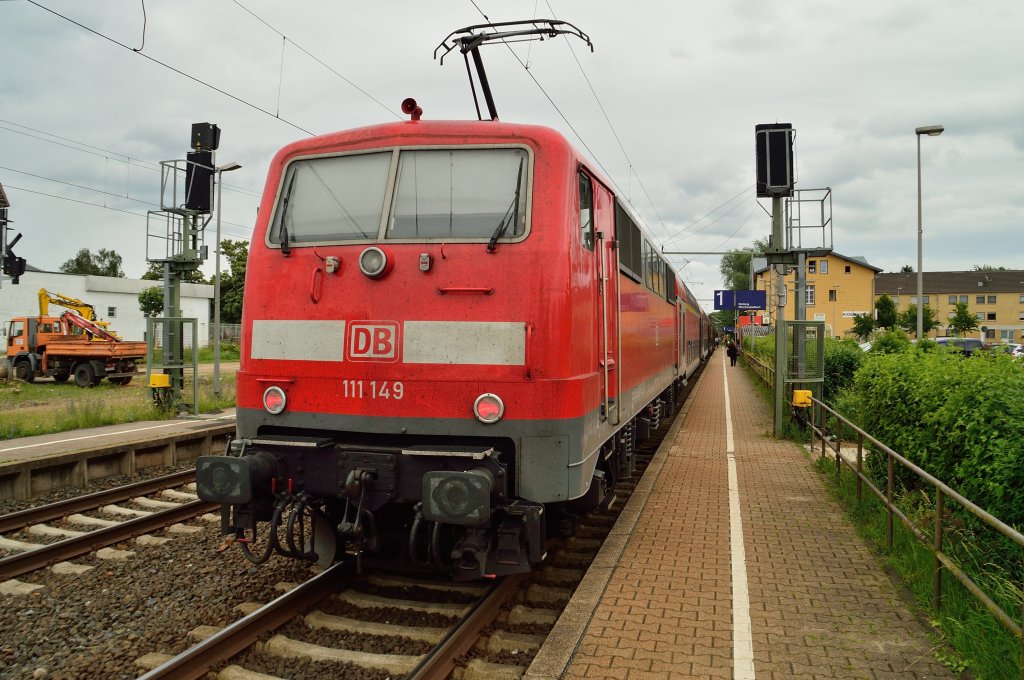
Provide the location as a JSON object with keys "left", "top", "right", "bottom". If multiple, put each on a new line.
{"left": 526, "top": 352, "right": 954, "bottom": 680}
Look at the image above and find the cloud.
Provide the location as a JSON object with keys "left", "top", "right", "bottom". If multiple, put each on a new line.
{"left": 1, "top": 0, "right": 1021, "bottom": 302}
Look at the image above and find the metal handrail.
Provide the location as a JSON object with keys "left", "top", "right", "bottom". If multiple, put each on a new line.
{"left": 741, "top": 351, "right": 775, "bottom": 390}
{"left": 807, "top": 397, "right": 1024, "bottom": 678}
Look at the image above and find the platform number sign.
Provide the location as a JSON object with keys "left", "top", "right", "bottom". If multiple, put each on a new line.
{"left": 713, "top": 290, "right": 767, "bottom": 311}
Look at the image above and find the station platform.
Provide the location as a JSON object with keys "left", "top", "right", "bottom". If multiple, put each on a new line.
{"left": 0, "top": 411, "right": 235, "bottom": 500}
{"left": 527, "top": 352, "right": 954, "bottom": 680}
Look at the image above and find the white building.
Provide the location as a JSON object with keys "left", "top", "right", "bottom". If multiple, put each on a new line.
{"left": 0, "top": 269, "right": 213, "bottom": 345}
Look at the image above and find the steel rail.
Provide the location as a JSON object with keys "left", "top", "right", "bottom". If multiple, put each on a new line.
{"left": 137, "top": 562, "right": 350, "bottom": 680}
{"left": 406, "top": 573, "right": 528, "bottom": 680}
{"left": 0, "top": 499, "right": 216, "bottom": 581}
{"left": 0, "top": 469, "right": 196, "bottom": 533}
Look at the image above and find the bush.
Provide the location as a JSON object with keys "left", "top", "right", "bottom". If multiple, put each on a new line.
{"left": 839, "top": 350, "right": 1024, "bottom": 527}
{"left": 823, "top": 338, "right": 863, "bottom": 406}
{"left": 869, "top": 329, "right": 913, "bottom": 354}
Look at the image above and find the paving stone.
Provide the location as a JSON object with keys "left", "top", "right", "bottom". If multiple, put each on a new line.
{"left": 540, "top": 353, "right": 956, "bottom": 680}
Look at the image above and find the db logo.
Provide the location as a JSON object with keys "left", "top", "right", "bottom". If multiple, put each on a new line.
{"left": 347, "top": 322, "right": 400, "bottom": 362}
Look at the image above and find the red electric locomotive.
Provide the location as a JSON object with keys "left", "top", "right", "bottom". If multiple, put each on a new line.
{"left": 197, "top": 105, "right": 711, "bottom": 579}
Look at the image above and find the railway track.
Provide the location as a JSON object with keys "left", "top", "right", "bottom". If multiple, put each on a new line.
{"left": 130, "top": 382, "right": 691, "bottom": 680}
{"left": 0, "top": 470, "right": 216, "bottom": 583}
{"left": 137, "top": 567, "right": 529, "bottom": 680}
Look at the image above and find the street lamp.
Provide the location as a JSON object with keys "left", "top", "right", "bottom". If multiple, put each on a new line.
{"left": 214, "top": 162, "right": 242, "bottom": 396}
{"left": 916, "top": 124, "right": 943, "bottom": 340}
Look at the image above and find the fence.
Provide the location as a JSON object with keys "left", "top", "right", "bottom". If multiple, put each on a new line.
{"left": 807, "top": 397, "right": 1024, "bottom": 678}
{"left": 210, "top": 323, "right": 241, "bottom": 346}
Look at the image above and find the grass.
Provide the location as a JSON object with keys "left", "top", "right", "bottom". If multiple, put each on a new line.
{"left": 813, "top": 454, "right": 1022, "bottom": 679}
{"left": 147, "top": 343, "right": 241, "bottom": 364}
{"left": 0, "top": 373, "right": 237, "bottom": 440}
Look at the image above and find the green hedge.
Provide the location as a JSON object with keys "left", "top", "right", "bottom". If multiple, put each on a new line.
{"left": 836, "top": 350, "right": 1024, "bottom": 527}
{"left": 823, "top": 338, "right": 863, "bottom": 405}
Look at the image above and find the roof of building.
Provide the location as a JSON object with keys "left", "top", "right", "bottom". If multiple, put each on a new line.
{"left": 875, "top": 270, "right": 1024, "bottom": 295}
{"left": 753, "top": 252, "right": 881, "bottom": 275}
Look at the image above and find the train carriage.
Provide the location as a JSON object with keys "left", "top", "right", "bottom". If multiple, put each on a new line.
{"left": 197, "top": 111, "right": 709, "bottom": 579}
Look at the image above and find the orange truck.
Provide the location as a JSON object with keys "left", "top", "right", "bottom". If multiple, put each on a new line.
{"left": 5, "top": 311, "right": 146, "bottom": 387}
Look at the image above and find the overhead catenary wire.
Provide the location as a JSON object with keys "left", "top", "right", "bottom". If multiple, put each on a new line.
{"left": 3, "top": 183, "right": 253, "bottom": 239}
{"left": 467, "top": 1, "right": 619, "bottom": 192}
{"left": 0, "top": 120, "right": 263, "bottom": 198}
{"left": 25, "top": 0, "right": 316, "bottom": 136}
{"left": 660, "top": 185, "right": 756, "bottom": 247}
{"left": 469, "top": 1, "right": 756, "bottom": 262}
{"left": 545, "top": 0, "right": 668, "bottom": 238}
{"left": 230, "top": 0, "right": 400, "bottom": 121}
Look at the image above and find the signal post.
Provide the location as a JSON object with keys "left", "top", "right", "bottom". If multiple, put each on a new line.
{"left": 145, "top": 123, "right": 220, "bottom": 411}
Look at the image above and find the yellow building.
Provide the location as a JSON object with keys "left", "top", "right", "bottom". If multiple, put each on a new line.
{"left": 753, "top": 252, "right": 881, "bottom": 338}
{"left": 875, "top": 270, "right": 1024, "bottom": 342}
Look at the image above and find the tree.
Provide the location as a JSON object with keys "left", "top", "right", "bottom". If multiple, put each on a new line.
{"left": 60, "top": 248, "right": 125, "bottom": 277}
{"left": 716, "top": 238, "right": 769, "bottom": 328}
{"left": 875, "top": 295, "right": 897, "bottom": 329}
{"left": 850, "top": 313, "right": 875, "bottom": 341}
{"left": 972, "top": 264, "right": 1007, "bottom": 271}
{"left": 897, "top": 304, "right": 938, "bottom": 336}
{"left": 899, "top": 265, "right": 914, "bottom": 273}
{"left": 947, "top": 302, "right": 979, "bottom": 337}
{"left": 138, "top": 286, "right": 164, "bottom": 317}
{"left": 218, "top": 239, "right": 249, "bottom": 324}
{"left": 141, "top": 261, "right": 207, "bottom": 284}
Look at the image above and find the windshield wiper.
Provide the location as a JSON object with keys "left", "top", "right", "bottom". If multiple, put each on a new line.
{"left": 487, "top": 157, "right": 524, "bottom": 253}
{"left": 278, "top": 172, "right": 297, "bottom": 256}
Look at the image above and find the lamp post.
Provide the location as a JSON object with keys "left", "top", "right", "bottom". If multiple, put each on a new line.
{"left": 916, "top": 125, "right": 943, "bottom": 340}
{"left": 213, "top": 162, "right": 242, "bottom": 396}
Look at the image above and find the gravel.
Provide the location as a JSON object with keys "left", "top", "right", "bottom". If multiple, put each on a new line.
{"left": 0, "top": 519, "right": 318, "bottom": 679}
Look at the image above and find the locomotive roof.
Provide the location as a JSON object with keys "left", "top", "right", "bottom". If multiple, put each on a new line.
{"left": 274, "top": 119, "right": 576, "bottom": 160}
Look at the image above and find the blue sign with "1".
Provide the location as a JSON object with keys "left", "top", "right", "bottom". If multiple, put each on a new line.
{"left": 713, "top": 290, "right": 768, "bottom": 311}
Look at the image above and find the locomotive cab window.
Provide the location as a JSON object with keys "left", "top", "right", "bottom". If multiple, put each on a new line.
{"left": 388, "top": 148, "right": 529, "bottom": 240}
{"left": 578, "top": 170, "right": 594, "bottom": 251}
{"left": 269, "top": 147, "right": 531, "bottom": 246}
{"left": 269, "top": 151, "right": 391, "bottom": 244}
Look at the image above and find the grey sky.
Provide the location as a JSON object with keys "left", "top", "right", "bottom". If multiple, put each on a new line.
{"left": 1, "top": 0, "right": 1021, "bottom": 307}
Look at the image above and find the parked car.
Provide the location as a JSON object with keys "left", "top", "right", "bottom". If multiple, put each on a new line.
{"left": 984, "top": 342, "right": 1022, "bottom": 358}
{"left": 935, "top": 337, "right": 985, "bottom": 356}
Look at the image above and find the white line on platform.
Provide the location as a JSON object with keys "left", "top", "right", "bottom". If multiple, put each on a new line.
{"left": 0, "top": 415, "right": 235, "bottom": 454}
{"left": 723, "top": 354, "right": 756, "bottom": 679}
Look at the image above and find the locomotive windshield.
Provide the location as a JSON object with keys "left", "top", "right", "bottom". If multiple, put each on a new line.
{"left": 269, "top": 147, "right": 529, "bottom": 245}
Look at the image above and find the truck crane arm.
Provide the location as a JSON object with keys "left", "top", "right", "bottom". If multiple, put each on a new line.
{"left": 60, "top": 311, "right": 120, "bottom": 343}
{"left": 38, "top": 288, "right": 97, "bottom": 320}
{"left": 37, "top": 288, "right": 122, "bottom": 340}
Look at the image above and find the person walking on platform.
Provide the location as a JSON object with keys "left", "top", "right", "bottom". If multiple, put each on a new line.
{"left": 727, "top": 340, "right": 738, "bottom": 366}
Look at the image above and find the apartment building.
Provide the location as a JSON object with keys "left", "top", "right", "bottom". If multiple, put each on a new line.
{"left": 875, "top": 270, "right": 1024, "bottom": 342}
{"left": 753, "top": 253, "right": 881, "bottom": 337}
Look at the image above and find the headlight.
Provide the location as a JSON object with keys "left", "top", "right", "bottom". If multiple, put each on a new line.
{"left": 263, "top": 386, "right": 287, "bottom": 415}
{"left": 359, "top": 246, "right": 391, "bottom": 278}
{"left": 473, "top": 393, "right": 504, "bottom": 424}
